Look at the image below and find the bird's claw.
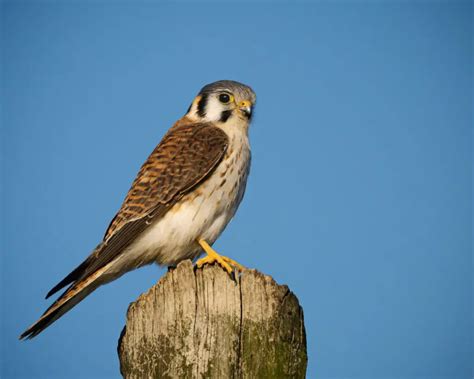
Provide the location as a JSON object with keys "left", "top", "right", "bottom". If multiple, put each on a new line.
{"left": 196, "top": 254, "right": 245, "bottom": 275}
{"left": 196, "top": 239, "right": 245, "bottom": 276}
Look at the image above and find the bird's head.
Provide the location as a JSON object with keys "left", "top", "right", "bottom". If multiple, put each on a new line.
{"left": 186, "top": 80, "right": 256, "bottom": 125}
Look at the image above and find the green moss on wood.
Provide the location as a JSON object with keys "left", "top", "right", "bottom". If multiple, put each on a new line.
{"left": 118, "top": 260, "right": 307, "bottom": 378}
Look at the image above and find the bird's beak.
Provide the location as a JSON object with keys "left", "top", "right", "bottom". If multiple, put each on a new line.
{"left": 238, "top": 100, "right": 253, "bottom": 119}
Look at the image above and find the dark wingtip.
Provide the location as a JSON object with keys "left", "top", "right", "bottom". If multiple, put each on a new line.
{"left": 45, "top": 258, "right": 90, "bottom": 299}
{"left": 19, "top": 321, "right": 44, "bottom": 340}
{"left": 19, "top": 329, "right": 33, "bottom": 340}
{"left": 45, "top": 285, "right": 60, "bottom": 299}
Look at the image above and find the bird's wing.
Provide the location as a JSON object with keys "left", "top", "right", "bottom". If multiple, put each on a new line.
{"left": 47, "top": 120, "right": 228, "bottom": 297}
{"left": 83, "top": 121, "right": 228, "bottom": 282}
{"left": 20, "top": 121, "right": 228, "bottom": 339}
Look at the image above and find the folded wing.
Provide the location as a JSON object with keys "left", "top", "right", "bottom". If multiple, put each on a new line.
{"left": 20, "top": 121, "right": 228, "bottom": 339}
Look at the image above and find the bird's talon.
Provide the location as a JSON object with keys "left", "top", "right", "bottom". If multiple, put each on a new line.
{"left": 195, "top": 239, "right": 244, "bottom": 276}
{"left": 196, "top": 255, "right": 233, "bottom": 274}
{"left": 221, "top": 256, "right": 245, "bottom": 272}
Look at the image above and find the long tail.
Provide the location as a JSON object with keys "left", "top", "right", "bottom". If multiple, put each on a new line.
{"left": 19, "top": 260, "right": 115, "bottom": 340}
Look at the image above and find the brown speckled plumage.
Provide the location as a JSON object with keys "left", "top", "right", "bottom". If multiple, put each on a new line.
{"left": 20, "top": 80, "right": 255, "bottom": 340}
{"left": 105, "top": 118, "right": 228, "bottom": 240}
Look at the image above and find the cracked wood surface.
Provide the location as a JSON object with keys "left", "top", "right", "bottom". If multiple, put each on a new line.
{"left": 118, "top": 260, "right": 307, "bottom": 378}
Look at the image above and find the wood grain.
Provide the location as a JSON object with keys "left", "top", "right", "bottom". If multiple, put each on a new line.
{"left": 118, "top": 260, "right": 307, "bottom": 378}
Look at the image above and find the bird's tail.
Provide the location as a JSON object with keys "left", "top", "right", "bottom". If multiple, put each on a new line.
{"left": 19, "top": 260, "right": 115, "bottom": 340}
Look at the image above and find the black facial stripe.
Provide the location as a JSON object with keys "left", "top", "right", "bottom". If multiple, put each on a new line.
{"left": 197, "top": 94, "right": 208, "bottom": 118}
{"left": 220, "top": 110, "right": 233, "bottom": 122}
{"left": 186, "top": 103, "right": 192, "bottom": 114}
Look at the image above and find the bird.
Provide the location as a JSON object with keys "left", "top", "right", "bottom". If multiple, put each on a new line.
{"left": 20, "top": 80, "right": 256, "bottom": 339}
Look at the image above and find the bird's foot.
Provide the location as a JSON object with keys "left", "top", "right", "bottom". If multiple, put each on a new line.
{"left": 196, "top": 239, "right": 245, "bottom": 275}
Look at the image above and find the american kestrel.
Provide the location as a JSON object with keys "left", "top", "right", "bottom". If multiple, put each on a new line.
{"left": 20, "top": 80, "right": 256, "bottom": 339}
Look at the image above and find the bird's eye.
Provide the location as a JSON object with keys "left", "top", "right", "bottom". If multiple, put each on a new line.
{"left": 219, "top": 93, "right": 231, "bottom": 104}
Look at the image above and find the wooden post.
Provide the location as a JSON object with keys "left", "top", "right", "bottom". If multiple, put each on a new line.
{"left": 118, "top": 260, "right": 307, "bottom": 378}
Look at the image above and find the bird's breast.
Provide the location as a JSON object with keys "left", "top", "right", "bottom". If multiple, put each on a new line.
{"left": 125, "top": 132, "right": 251, "bottom": 266}
{"left": 177, "top": 132, "right": 251, "bottom": 238}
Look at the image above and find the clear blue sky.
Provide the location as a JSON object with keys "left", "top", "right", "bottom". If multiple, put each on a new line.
{"left": 1, "top": 2, "right": 472, "bottom": 378}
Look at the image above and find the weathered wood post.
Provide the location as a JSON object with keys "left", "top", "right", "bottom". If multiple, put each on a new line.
{"left": 118, "top": 260, "right": 307, "bottom": 378}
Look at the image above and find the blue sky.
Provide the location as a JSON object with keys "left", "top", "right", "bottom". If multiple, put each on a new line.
{"left": 1, "top": 2, "right": 472, "bottom": 378}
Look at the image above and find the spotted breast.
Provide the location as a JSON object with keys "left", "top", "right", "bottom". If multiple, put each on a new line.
{"left": 110, "top": 120, "right": 251, "bottom": 273}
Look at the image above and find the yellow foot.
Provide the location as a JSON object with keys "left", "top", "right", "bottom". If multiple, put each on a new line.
{"left": 196, "top": 239, "right": 245, "bottom": 275}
